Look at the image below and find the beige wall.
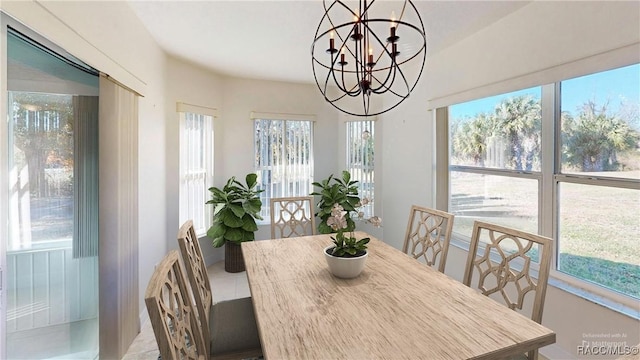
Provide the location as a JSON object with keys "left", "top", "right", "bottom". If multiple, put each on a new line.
{"left": 164, "top": 58, "right": 344, "bottom": 263}
{"left": 218, "top": 76, "right": 341, "bottom": 244}
{"left": 164, "top": 56, "right": 225, "bottom": 263}
{"left": 1, "top": 0, "right": 638, "bottom": 358}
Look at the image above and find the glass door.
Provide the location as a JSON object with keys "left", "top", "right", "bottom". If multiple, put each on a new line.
{"left": 5, "top": 26, "right": 99, "bottom": 359}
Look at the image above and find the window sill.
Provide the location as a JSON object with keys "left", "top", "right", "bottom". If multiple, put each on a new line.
{"left": 548, "top": 272, "right": 639, "bottom": 320}
{"left": 449, "top": 237, "right": 640, "bottom": 321}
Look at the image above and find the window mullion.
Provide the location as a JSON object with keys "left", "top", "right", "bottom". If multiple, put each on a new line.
{"left": 540, "top": 83, "right": 556, "bottom": 241}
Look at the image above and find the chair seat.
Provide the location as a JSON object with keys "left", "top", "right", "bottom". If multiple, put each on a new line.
{"left": 210, "top": 297, "right": 262, "bottom": 356}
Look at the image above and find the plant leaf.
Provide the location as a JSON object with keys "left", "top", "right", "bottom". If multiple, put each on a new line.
{"left": 241, "top": 214, "right": 258, "bottom": 232}
{"left": 228, "top": 203, "right": 246, "bottom": 218}
{"left": 207, "top": 224, "right": 225, "bottom": 239}
{"left": 211, "top": 236, "right": 226, "bottom": 248}
{"left": 243, "top": 198, "right": 262, "bottom": 215}
{"left": 221, "top": 208, "right": 244, "bottom": 228}
{"left": 341, "top": 170, "right": 351, "bottom": 184}
{"left": 245, "top": 173, "right": 258, "bottom": 189}
{"left": 225, "top": 228, "right": 243, "bottom": 241}
{"left": 318, "top": 222, "right": 333, "bottom": 234}
{"left": 242, "top": 231, "right": 255, "bottom": 242}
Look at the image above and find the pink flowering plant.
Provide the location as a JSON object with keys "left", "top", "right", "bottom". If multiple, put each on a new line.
{"left": 312, "top": 171, "right": 382, "bottom": 257}
{"left": 326, "top": 201, "right": 382, "bottom": 258}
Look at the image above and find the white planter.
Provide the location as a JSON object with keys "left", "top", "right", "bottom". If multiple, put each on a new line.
{"left": 323, "top": 245, "right": 368, "bottom": 279}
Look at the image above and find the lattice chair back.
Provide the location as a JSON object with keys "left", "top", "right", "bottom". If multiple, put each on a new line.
{"left": 145, "top": 250, "right": 207, "bottom": 359}
{"left": 177, "top": 220, "right": 213, "bottom": 345}
{"left": 463, "top": 221, "right": 553, "bottom": 360}
{"left": 270, "top": 196, "right": 316, "bottom": 239}
{"left": 402, "top": 205, "right": 455, "bottom": 273}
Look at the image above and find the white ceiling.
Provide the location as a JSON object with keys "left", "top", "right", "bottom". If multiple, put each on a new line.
{"left": 127, "top": 1, "right": 530, "bottom": 84}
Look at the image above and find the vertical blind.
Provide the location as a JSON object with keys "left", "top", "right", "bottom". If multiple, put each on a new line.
{"left": 98, "top": 75, "right": 139, "bottom": 359}
{"left": 179, "top": 112, "right": 213, "bottom": 236}
{"left": 254, "top": 118, "right": 314, "bottom": 219}
{"left": 73, "top": 95, "right": 99, "bottom": 258}
{"left": 346, "top": 120, "right": 375, "bottom": 218}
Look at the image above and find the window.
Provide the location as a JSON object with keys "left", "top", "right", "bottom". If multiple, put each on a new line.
{"left": 178, "top": 104, "right": 215, "bottom": 237}
{"left": 254, "top": 117, "right": 314, "bottom": 220}
{"left": 448, "top": 87, "right": 542, "bottom": 238}
{"left": 442, "top": 64, "right": 640, "bottom": 301}
{"left": 556, "top": 65, "right": 640, "bottom": 299}
{"left": 346, "top": 120, "right": 375, "bottom": 218}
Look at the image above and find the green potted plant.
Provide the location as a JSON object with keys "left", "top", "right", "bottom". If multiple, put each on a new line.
{"left": 206, "top": 173, "right": 263, "bottom": 272}
{"left": 311, "top": 170, "right": 360, "bottom": 234}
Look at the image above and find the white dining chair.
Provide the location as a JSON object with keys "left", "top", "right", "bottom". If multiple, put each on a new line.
{"left": 145, "top": 250, "right": 207, "bottom": 359}
{"left": 402, "top": 205, "right": 455, "bottom": 273}
{"left": 270, "top": 196, "right": 316, "bottom": 239}
{"left": 176, "top": 220, "right": 262, "bottom": 358}
{"left": 463, "top": 220, "right": 553, "bottom": 360}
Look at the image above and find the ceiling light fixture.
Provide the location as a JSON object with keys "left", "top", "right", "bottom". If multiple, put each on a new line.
{"left": 312, "top": 0, "right": 426, "bottom": 117}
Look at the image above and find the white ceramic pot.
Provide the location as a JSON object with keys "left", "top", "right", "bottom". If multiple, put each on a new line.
{"left": 323, "top": 245, "right": 368, "bottom": 279}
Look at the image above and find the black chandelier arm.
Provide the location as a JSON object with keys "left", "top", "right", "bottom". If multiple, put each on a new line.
{"left": 368, "top": 20, "right": 426, "bottom": 96}
{"left": 323, "top": 53, "right": 361, "bottom": 97}
{"left": 370, "top": 44, "right": 412, "bottom": 98}
{"left": 383, "top": 19, "right": 427, "bottom": 67}
{"left": 312, "top": 26, "right": 358, "bottom": 97}
{"left": 359, "top": 20, "right": 399, "bottom": 93}
{"left": 369, "top": 65, "right": 399, "bottom": 95}
{"left": 326, "top": 46, "right": 360, "bottom": 96}
{"left": 331, "top": 67, "right": 361, "bottom": 97}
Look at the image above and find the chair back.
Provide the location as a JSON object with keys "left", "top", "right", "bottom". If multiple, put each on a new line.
{"left": 463, "top": 220, "right": 553, "bottom": 360}
{"left": 177, "top": 220, "right": 213, "bottom": 345}
{"left": 402, "top": 205, "right": 455, "bottom": 273}
{"left": 270, "top": 196, "right": 316, "bottom": 239}
{"left": 145, "top": 250, "right": 207, "bottom": 359}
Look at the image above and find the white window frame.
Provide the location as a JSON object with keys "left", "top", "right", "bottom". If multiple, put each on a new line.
{"left": 436, "top": 66, "right": 640, "bottom": 317}
{"left": 252, "top": 112, "right": 315, "bottom": 222}
{"left": 346, "top": 119, "right": 375, "bottom": 218}
{"left": 178, "top": 102, "right": 216, "bottom": 237}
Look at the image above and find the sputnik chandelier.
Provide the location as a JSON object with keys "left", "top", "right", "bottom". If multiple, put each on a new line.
{"left": 312, "top": 0, "right": 426, "bottom": 117}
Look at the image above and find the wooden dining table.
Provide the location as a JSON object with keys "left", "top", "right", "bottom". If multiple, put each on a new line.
{"left": 242, "top": 232, "right": 556, "bottom": 359}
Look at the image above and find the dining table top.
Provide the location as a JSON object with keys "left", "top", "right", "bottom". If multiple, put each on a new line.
{"left": 241, "top": 232, "right": 556, "bottom": 360}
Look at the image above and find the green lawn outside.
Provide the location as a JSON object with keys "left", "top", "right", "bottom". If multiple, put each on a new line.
{"left": 451, "top": 171, "right": 639, "bottom": 299}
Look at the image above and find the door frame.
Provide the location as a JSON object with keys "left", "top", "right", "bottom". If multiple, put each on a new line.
{"left": 0, "top": 13, "right": 102, "bottom": 358}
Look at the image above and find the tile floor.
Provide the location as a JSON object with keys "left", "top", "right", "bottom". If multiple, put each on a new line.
{"left": 122, "top": 261, "right": 251, "bottom": 359}
{"left": 7, "top": 318, "right": 98, "bottom": 360}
